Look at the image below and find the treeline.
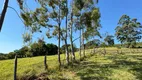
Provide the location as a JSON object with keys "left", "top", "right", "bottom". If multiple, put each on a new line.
{"left": 84, "top": 39, "right": 142, "bottom": 49}
{"left": 0, "top": 40, "right": 58, "bottom": 60}
{"left": 84, "top": 38, "right": 114, "bottom": 49}
{"left": 0, "top": 39, "right": 78, "bottom": 60}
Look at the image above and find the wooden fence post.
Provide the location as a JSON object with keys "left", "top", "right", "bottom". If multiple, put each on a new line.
{"left": 14, "top": 55, "right": 17, "bottom": 80}
{"left": 44, "top": 55, "right": 48, "bottom": 70}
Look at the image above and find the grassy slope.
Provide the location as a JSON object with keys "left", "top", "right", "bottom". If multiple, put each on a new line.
{"left": 0, "top": 48, "right": 142, "bottom": 80}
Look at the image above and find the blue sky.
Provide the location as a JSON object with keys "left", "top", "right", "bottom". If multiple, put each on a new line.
{"left": 0, "top": 0, "right": 142, "bottom": 53}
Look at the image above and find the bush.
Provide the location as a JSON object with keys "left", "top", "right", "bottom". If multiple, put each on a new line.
{"left": 7, "top": 52, "right": 16, "bottom": 59}
{"left": 46, "top": 43, "right": 58, "bottom": 55}
{"left": 61, "top": 44, "right": 78, "bottom": 53}
{"left": 0, "top": 41, "right": 58, "bottom": 60}
{"left": 0, "top": 53, "right": 7, "bottom": 60}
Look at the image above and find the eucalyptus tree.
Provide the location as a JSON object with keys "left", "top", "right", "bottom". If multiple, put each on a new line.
{"left": 68, "top": 0, "right": 75, "bottom": 61}
{"left": 17, "top": 0, "right": 62, "bottom": 66}
{"left": 81, "top": 8, "right": 101, "bottom": 57}
{"left": 104, "top": 35, "right": 114, "bottom": 46}
{"left": 48, "top": 0, "right": 71, "bottom": 65}
{"left": 16, "top": 0, "right": 71, "bottom": 66}
{"left": 115, "top": 15, "right": 142, "bottom": 48}
{"left": 64, "top": 0, "right": 70, "bottom": 64}
{"left": 73, "top": 0, "right": 100, "bottom": 58}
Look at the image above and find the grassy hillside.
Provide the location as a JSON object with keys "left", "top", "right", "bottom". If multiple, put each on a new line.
{"left": 0, "top": 48, "right": 142, "bottom": 80}
{"left": 0, "top": 54, "right": 68, "bottom": 80}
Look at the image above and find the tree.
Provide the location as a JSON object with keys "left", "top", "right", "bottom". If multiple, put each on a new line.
{"left": 115, "top": 15, "right": 142, "bottom": 48}
{"left": 81, "top": 8, "right": 101, "bottom": 57}
{"left": 46, "top": 43, "right": 58, "bottom": 55}
{"left": 14, "top": 46, "right": 29, "bottom": 58}
{"left": 19, "top": 46, "right": 29, "bottom": 57}
{"left": 64, "top": 0, "right": 69, "bottom": 64}
{"left": 30, "top": 39, "right": 47, "bottom": 56}
{"left": 73, "top": 0, "right": 100, "bottom": 59}
{"left": 47, "top": 0, "right": 70, "bottom": 65}
{"left": 17, "top": 0, "right": 64, "bottom": 66}
{"left": 104, "top": 35, "right": 114, "bottom": 46}
{"left": 30, "top": 42, "right": 40, "bottom": 56}
{"left": 0, "top": 53, "right": 7, "bottom": 60}
{"left": 68, "top": 0, "right": 76, "bottom": 61}
{"left": 17, "top": 0, "right": 101, "bottom": 66}
{"left": 85, "top": 39, "right": 101, "bottom": 49}
{"left": 61, "top": 44, "right": 77, "bottom": 53}
{"left": 7, "top": 52, "right": 16, "bottom": 59}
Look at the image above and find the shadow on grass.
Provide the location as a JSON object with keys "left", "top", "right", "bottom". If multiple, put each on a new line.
{"left": 47, "top": 53, "right": 142, "bottom": 80}
{"left": 67, "top": 60, "right": 115, "bottom": 80}
{"left": 70, "top": 53, "right": 142, "bottom": 80}
{"left": 107, "top": 54, "right": 142, "bottom": 80}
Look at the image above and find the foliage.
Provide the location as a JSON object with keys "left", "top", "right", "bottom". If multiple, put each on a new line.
{"left": 1, "top": 49, "right": 142, "bottom": 80}
{"left": 115, "top": 15, "right": 142, "bottom": 48}
{"left": 0, "top": 42, "right": 58, "bottom": 60}
{"left": 22, "top": 32, "right": 32, "bottom": 43}
{"left": 85, "top": 39, "right": 101, "bottom": 49}
{"left": 0, "top": 53, "right": 8, "bottom": 60}
{"left": 30, "top": 40, "right": 47, "bottom": 56}
{"left": 20, "top": 46, "right": 29, "bottom": 57}
{"left": 83, "top": 8, "right": 101, "bottom": 40}
{"left": 30, "top": 39, "right": 58, "bottom": 56}
{"left": 46, "top": 43, "right": 58, "bottom": 55}
{"left": 104, "top": 35, "right": 114, "bottom": 46}
{"left": 61, "top": 44, "right": 78, "bottom": 53}
{"left": 100, "top": 42, "right": 107, "bottom": 47}
{"left": 16, "top": 0, "right": 102, "bottom": 64}
{"left": 7, "top": 52, "right": 16, "bottom": 59}
{"left": 73, "top": 0, "right": 101, "bottom": 40}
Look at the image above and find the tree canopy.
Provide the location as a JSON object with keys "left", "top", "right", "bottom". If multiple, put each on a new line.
{"left": 115, "top": 15, "right": 142, "bottom": 48}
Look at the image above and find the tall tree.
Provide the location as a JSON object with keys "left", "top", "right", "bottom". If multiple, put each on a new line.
{"left": 65, "top": 0, "right": 69, "bottom": 64}
{"left": 18, "top": 0, "right": 70, "bottom": 66}
{"left": 57, "top": 0, "right": 62, "bottom": 67}
{"left": 17, "top": 0, "right": 101, "bottom": 65}
{"left": 104, "top": 35, "right": 114, "bottom": 46}
{"left": 69, "top": 1, "right": 76, "bottom": 60}
{"left": 73, "top": 0, "right": 100, "bottom": 59}
{"left": 60, "top": 0, "right": 70, "bottom": 64}
{"left": 115, "top": 15, "right": 142, "bottom": 48}
{"left": 48, "top": 0, "right": 70, "bottom": 65}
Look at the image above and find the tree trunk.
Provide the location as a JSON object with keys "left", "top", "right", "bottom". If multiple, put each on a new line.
{"left": 58, "top": 0, "right": 61, "bottom": 67}
{"left": 82, "top": 29, "right": 85, "bottom": 57}
{"left": 70, "top": 38, "right": 75, "bottom": 60}
{"left": 65, "top": 40, "right": 69, "bottom": 64}
{"left": 79, "top": 29, "right": 82, "bottom": 60}
{"left": 70, "top": 1, "right": 75, "bottom": 61}
{"left": 65, "top": 0, "right": 69, "bottom": 65}
{"left": 70, "top": 24, "right": 75, "bottom": 61}
{"left": 58, "top": 26, "right": 61, "bottom": 67}
{"left": 0, "top": 0, "right": 9, "bottom": 31}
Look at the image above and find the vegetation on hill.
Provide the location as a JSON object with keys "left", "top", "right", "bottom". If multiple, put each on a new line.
{"left": 0, "top": 40, "right": 58, "bottom": 60}
{"left": 1, "top": 0, "right": 142, "bottom": 80}
{"left": 1, "top": 48, "right": 142, "bottom": 80}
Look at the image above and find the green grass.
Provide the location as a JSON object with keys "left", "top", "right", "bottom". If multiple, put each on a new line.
{"left": 1, "top": 48, "right": 142, "bottom": 80}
